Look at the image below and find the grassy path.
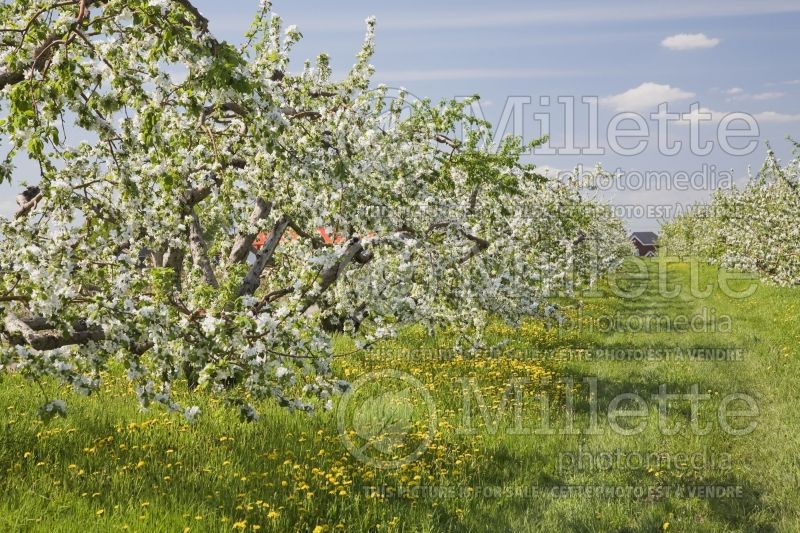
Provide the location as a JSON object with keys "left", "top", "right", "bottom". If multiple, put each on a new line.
{"left": 0, "top": 259, "right": 798, "bottom": 532}
{"left": 520, "top": 259, "right": 800, "bottom": 531}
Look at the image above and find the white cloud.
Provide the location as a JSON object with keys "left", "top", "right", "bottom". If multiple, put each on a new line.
{"left": 661, "top": 33, "right": 720, "bottom": 50}
{"left": 727, "top": 91, "right": 786, "bottom": 102}
{"left": 752, "top": 111, "right": 800, "bottom": 123}
{"left": 677, "top": 106, "right": 724, "bottom": 123}
{"left": 601, "top": 83, "right": 695, "bottom": 112}
{"left": 674, "top": 108, "right": 800, "bottom": 124}
{"left": 726, "top": 87, "right": 744, "bottom": 95}
{"left": 763, "top": 79, "right": 800, "bottom": 87}
{"left": 752, "top": 91, "right": 786, "bottom": 100}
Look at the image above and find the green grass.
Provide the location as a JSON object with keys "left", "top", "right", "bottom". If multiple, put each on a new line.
{"left": 1, "top": 259, "right": 799, "bottom": 532}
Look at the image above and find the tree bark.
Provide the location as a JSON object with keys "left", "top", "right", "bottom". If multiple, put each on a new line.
{"left": 0, "top": 34, "right": 59, "bottom": 91}
{"left": 239, "top": 216, "right": 290, "bottom": 297}
{"left": 300, "top": 239, "right": 372, "bottom": 312}
{"left": 188, "top": 209, "right": 218, "bottom": 288}
{"left": 15, "top": 192, "right": 43, "bottom": 219}
{"left": 458, "top": 231, "right": 490, "bottom": 264}
{"left": 164, "top": 247, "right": 185, "bottom": 291}
{"left": 3, "top": 313, "right": 104, "bottom": 351}
{"left": 228, "top": 198, "right": 271, "bottom": 264}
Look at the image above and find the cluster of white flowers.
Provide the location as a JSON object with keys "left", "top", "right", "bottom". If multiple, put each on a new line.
{"left": 0, "top": 1, "right": 632, "bottom": 420}
{"left": 661, "top": 148, "right": 799, "bottom": 286}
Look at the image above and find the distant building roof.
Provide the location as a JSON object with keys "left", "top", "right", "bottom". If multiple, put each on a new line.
{"left": 630, "top": 231, "right": 659, "bottom": 246}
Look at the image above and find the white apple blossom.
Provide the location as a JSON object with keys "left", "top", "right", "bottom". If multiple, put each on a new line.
{"left": 662, "top": 147, "right": 799, "bottom": 286}
{"left": 0, "top": 1, "right": 631, "bottom": 421}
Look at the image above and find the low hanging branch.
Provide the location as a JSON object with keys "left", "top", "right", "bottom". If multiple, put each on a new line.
{"left": 3, "top": 313, "right": 103, "bottom": 351}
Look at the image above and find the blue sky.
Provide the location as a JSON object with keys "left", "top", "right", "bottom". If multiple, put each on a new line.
{"left": 188, "top": 0, "right": 800, "bottom": 230}
{"left": 4, "top": 1, "right": 799, "bottom": 230}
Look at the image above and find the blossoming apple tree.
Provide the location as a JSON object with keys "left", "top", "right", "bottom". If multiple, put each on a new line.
{"left": 661, "top": 147, "right": 799, "bottom": 286}
{"left": 0, "top": 0, "right": 631, "bottom": 420}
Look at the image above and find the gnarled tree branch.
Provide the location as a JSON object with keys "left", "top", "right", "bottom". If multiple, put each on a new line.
{"left": 228, "top": 198, "right": 271, "bottom": 264}
{"left": 300, "top": 238, "right": 373, "bottom": 313}
{"left": 188, "top": 209, "right": 218, "bottom": 288}
{"left": 458, "top": 230, "right": 489, "bottom": 264}
{"left": 15, "top": 186, "right": 43, "bottom": 219}
{"left": 239, "top": 216, "right": 290, "bottom": 297}
{"left": 171, "top": 0, "right": 210, "bottom": 32}
{"left": 3, "top": 313, "right": 103, "bottom": 350}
